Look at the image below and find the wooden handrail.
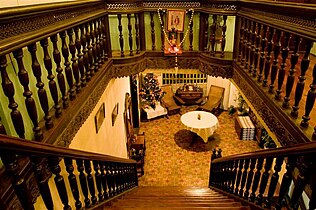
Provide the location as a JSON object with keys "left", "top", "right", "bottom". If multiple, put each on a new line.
{"left": 212, "top": 141, "right": 316, "bottom": 163}
{"left": 0, "top": 134, "right": 135, "bottom": 163}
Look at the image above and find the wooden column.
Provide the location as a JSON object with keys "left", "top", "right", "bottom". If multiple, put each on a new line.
{"left": 0, "top": 55, "right": 25, "bottom": 138}
{"left": 28, "top": 44, "right": 53, "bottom": 129}
{"left": 291, "top": 40, "right": 313, "bottom": 118}
{"left": 220, "top": 15, "right": 227, "bottom": 57}
{"left": 51, "top": 34, "right": 69, "bottom": 108}
{"left": 117, "top": 14, "right": 125, "bottom": 57}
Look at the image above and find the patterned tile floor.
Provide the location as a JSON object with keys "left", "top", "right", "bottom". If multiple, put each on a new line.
{"left": 138, "top": 106, "right": 262, "bottom": 187}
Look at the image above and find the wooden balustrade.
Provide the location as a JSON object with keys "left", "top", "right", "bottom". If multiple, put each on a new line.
{"left": 0, "top": 13, "right": 109, "bottom": 141}
{"left": 0, "top": 134, "right": 137, "bottom": 210}
{"left": 209, "top": 142, "right": 316, "bottom": 210}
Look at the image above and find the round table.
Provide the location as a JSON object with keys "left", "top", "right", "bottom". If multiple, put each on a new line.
{"left": 180, "top": 111, "right": 219, "bottom": 143}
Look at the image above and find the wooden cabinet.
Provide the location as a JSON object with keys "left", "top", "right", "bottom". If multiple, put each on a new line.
{"left": 176, "top": 86, "right": 203, "bottom": 105}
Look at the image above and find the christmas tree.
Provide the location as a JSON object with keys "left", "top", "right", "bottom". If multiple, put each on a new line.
{"left": 139, "top": 73, "right": 164, "bottom": 109}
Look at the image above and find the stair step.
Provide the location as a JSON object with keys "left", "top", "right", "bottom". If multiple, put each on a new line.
{"left": 117, "top": 198, "right": 235, "bottom": 202}
{"left": 110, "top": 202, "right": 242, "bottom": 207}
{"left": 107, "top": 207, "right": 251, "bottom": 210}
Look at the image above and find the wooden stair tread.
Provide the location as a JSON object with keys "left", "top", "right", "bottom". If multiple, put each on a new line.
{"left": 116, "top": 198, "right": 235, "bottom": 202}
{"left": 107, "top": 207, "right": 251, "bottom": 210}
{"left": 109, "top": 202, "right": 242, "bottom": 207}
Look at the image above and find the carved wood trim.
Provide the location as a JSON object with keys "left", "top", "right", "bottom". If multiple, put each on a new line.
{"left": 232, "top": 63, "right": 310, "bottom": 146}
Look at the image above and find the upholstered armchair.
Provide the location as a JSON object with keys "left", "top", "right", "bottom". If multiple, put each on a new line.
{"left": 160, "top": 85, "right": 181, "bottom": 115}
{"left": 198, "top": 85, "right": 225, "bottom": 114}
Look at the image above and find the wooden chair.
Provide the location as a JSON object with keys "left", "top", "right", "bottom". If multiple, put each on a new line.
{"left": 198, "top": 85, "right": 225, "bottom": 114}
{"left": 160, "top": 85, "right": 181, "bottom": 115}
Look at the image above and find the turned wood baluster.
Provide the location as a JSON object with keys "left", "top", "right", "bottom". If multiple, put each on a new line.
{"left": 97, "top": 18, "right": 104, "bottom": 65}
{"left": 127, "top": 14, "right": 134, "bottom": 56}
{"left": 265, "top": 157, "right": 284, "bottom": 208}
{"left": 257, "top": 157, "right": 273, "bottom": 205}
{"left": 290, "top": 156, "right": 312, "bottom": 209}
{"left": 263, "top": 28, "right": 274, "bottom": 87}
{"left": 76, "top": 159, "right": 91, "bottom": 207}
{"left": 253, "top": 23, "right": 261, "bottom": 78}
{"left": 31, "top": 156, "right": 53, "bottom": 210}
{"left": 81, "top": 25, "right": 91, "bottom": 82}
{"left": 0, "top": 56, "right": 25, "bottom": 138}
{"left": 47, "top": 157, "right": 71, "bottom": 210}
{"left": 64, "top": 158, "right": 82, "bottom": 209}
{"left": 92, "top": 21, "right": 100, "bottom": 72}
{"left": 84, "top": 160, "right": 97, "bottom": 205}
{"left": 122, "top": 164, "right": 127, "bottom": 191}
{"left": 301, "top": 64, "right": 316, "bottom": 128}
{"left": 210, "top": 14, "right": 217, "bottom": 56}
{"left": 239, "top": 159, "right": 250, "bottom": 197}
{"left": 245, "top": 20, "right": 252, "bottom": 71}
{"left": 227, "top": 161, "right": 235, "bottom": 193}
{"left": 100, "top": 161, "right": 109, "bottom": 199}
{"left": 135, "top": 13, "right": 141, "bottom": 54}
{"left": 60, "top": 31, "right": 75, "bottom": 101}
{"left": 51, "top": 34, "right": 69, "bottom": 109}
{"left": 244, "top": 158, "right": 256, "bottom": 199}
{"left": 1, "top": 152, "right": 35, "bottom": 210}
{"left": 75, "top": 26, "right": 86, "bottom": 88}
{"left": 106, "top": 162, "right": 114, "bottom": 197}
{"left": 250, "top": 158, "right": 263, "bottom": 202}
{"left": 258, "top": 25, "right": 267, "bottom": 82}
{"left": 14, "top": 49, "right": 43, "bottom": 140}
{"left": 116, "top": 164, "right": 123, "bottom": 193}
{"left": 269, "top": 30, "right": 283, "bottom": 93}
{"left": 275, "top": 156, "right": 295, "bottom": 210}
{"left": 40, "top": 38, "right": 61, "bottom": 118}
{"left": 241, "top": 19, "right": 248, "bottom": 67}
{"left": 113, "top": 163, "right": 119, "bottom": 195}
{"left": 276, "top": 32, "right": 290, "bottom": 100}
{"left": 283, "top": 36, "right": 301, "bottom": 109}
{"left": 117, "top": 14, "right": 125, "bottom": 57}
{"left": 203, "top": 13, "right": 209, "bottom": 52}
{"left": 150, "top": 11, "right": 156, "bottom": 51}
{"left": 308, "top": 163, "right": 316, "bottom": 210}
{"left": 238, "top": 17, "right": 244, "bottom": 63}
{"left": 93, "top": 161, "right": 104, "bottom": 202}
{"left": 101, "top": 16, "right": 109, "bottom": 60}
{"left": 291, "top": 39, "right": 313, "bottom": 118}
{"left": 234, "top": 159, "right": 244, "bottom": 195}
{"left": 68, "top": 28, "right": 81, "bottom": 93}
{"left": 28, "top": 44, "right": 53, "bottom": 129}
{"left": 86, "top": 23, "right": 95, "bottom": 77}
{"left": 230, "top": 160, "right": 238, "bottom": 194}
{"left": 248, "top": 21, "right": 256, "bottom": 74}
{"left": 220, "top": 15, "right": 227, "bottom": 57}
{"left": 224, "top": 162, "right": 230, "bottom": 191}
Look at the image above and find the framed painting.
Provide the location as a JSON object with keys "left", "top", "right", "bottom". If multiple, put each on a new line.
{"left": 112, "top": 103, "right": 119, "bottom": 126}
{"left": 167, "top": 10, "right": 185, "bottom": 32}
{"left": 95, "top": 103, "right": 105, "bottom": 133}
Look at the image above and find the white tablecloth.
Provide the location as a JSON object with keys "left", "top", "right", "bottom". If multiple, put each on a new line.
{"left": 143, "top": 104, "right": 167, "bottom": 119}
{"left": 180, "top": 111, "right": 219, "bottom": 143}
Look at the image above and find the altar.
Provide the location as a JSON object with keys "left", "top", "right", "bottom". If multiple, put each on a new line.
{"left": 180, "top": 111, "right": 219, "bottom": 143}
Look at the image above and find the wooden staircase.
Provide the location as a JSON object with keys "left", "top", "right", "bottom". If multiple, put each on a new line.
{"left": 99, "top": 187, "right": 250, "bottom": 210}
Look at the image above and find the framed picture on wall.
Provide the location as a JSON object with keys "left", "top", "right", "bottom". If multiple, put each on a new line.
{"left": 95, "top": 103, "right": 105, "bottom": 133}
{"left": 167, "top": 10, "right": 185, "bottom": 32}
{"left": 112, "top": 103, "right": 119, "bottom": 126}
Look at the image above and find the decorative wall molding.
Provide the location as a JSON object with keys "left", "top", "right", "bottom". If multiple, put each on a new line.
{"left": 146, "top": 56, "right": 199, "bottom": 69}
{"left": 106, "top": 3, "right": 140, "bottom": 10}
{"left": 232, "top": 64, "right": 308, "bottom": 146}
{"left": 142, "top": 1, "right": 200, "bottom": 8}
{"left": 199, "top": 61, "right": 233, "bottom": 79}
{"left": 201, "top": 3, "right": 237, "bottom": 11}
{"left": 112, "top": 61, "right": 147, "bottom": 78}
